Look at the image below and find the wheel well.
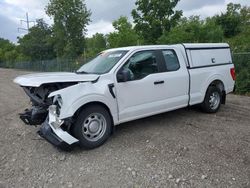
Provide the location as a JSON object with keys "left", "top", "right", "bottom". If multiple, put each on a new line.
{"left": 73, "top": 102, "right": 115, "bottom": 133}
{"left": 208, "top": 80, "right": 226, "bottom": 104}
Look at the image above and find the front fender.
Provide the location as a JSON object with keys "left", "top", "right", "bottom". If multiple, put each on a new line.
{"left": 49, "top": 82, "right": 118, "bottom": 125}
{"left": 66, "top": 94, "right": 118, "bottom": 124}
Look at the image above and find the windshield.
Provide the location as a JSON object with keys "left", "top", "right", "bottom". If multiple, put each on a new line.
{"left": 77, "top": 50, "right": 128, "bottom": 74}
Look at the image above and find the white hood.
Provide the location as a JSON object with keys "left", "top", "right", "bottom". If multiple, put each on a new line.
{"left": 14, "top": 72, "right": 99, "bottom": 87}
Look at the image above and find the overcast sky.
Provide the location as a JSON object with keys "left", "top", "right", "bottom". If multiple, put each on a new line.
{"left": 0, "top": 0, "right": 250, "bottom": 43}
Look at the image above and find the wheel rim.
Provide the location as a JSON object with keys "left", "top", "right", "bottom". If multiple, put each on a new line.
{"left": 209, "top": 91, "right": 220, "bottom": 110}
{"left": 82, "top": 113, "right": 107, "bottom": 142}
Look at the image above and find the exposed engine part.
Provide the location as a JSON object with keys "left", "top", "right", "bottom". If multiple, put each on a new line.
{"left": 19, "top": 107, "right": 47, "bottom": 125}
{"left": 20, "top": 82, "right": 78, "bottom": 125}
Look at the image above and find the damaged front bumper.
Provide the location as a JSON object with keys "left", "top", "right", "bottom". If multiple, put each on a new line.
{"left": 38, "top": 105, "right": 79, "bottom": 150}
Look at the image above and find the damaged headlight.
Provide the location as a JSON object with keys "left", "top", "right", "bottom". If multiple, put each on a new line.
{"left": 48, "top": 105, "right": 64, "bottom": 129}
{"left": 53, "top": 95, "right": 63, "bottom": 115}
{"left": 48, "top": 105, "right": 58, "bottom": 116}
{"left": 56, "top": 95, "right": 63, "bottom": 107}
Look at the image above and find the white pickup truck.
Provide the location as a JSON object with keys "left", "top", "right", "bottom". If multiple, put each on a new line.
{"left": 14, "top": 43, "right": 235, "bottom": 150}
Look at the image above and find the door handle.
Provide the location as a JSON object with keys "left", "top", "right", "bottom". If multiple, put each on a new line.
{"left": 154, "top": 81, "right": 164, "bottom": 85}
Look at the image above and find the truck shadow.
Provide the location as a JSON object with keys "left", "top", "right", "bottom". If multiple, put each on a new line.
{"left": 113, "top": 105, "right": 201, "bottom": 135}
{"left": 70, "top": 105, "right": 202, "bottom": 153}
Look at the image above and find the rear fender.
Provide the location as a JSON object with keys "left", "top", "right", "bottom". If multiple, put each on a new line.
{"left": 201, "top": 74, "right": 226, "bottom": 102}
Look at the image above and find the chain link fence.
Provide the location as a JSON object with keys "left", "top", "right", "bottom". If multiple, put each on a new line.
{"left": 0, "top": 53, "right": 250, "bottom": 94}
{"left": 0, "top": 58, "right": 87, "bottom": 72}
{"left": 233, "top": 52, "right": 250, "bottom": 94}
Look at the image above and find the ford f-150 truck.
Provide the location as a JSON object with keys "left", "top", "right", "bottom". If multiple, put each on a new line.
{"left": 14, "top": 43, "right": 235, "bottom": 150}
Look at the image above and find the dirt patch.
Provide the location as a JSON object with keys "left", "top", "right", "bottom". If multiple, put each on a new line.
{"left": 0, "top": 68, "right": 249, "bottom": 187}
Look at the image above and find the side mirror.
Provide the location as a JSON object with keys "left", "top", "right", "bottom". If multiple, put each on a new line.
{"left": 117, "top": 69, "right": 132, "bottom": 82}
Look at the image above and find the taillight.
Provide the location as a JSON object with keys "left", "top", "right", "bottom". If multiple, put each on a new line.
{"left": 230, "top": 68, "right": 236, "bottom": 81}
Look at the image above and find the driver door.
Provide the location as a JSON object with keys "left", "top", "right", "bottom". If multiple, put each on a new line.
{"left": 114, "top": 50, "right": 167, "bottom": 123}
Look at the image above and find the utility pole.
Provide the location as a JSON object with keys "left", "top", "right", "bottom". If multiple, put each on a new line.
{"left": 18, "top": 12, "right": 36, "bottom": 33}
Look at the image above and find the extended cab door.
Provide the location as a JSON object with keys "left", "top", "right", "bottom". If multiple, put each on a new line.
{"left": 114, "top": 49, "right": 189, "bottom": 123}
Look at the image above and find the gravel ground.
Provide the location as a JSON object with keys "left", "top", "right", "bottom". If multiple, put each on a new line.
{"left": 0, "top": 68, "right": 249, "bottom": 188}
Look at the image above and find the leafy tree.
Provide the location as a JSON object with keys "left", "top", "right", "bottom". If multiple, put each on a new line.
{"left": 212, "top": 3, "right": 250, "bottom": 51}
{"left": 46, "top": 0, "right": 91, "bottom": 59}
{"left": 132, "top": 0, "right": 182, "bottom": 44}
{"left": 158, "top": 16, "right": 201, "bottom": 44}
{"left": 158, "top": 16, "right": 224, "bottom": 44}
{"left": 0, "top": 38, "right": 14, "bottom": 52}
{"left": 86, "top": 33, "right": 106, "bottom": 57}
{"left": 200, "top": 17, "right": 224, "bottom": 42}
{"left": 18, "top": 19, "right": 55, "bottom": 61}
{"left": 0, "top": 38, "right": 14, "bottom": 63}
{"left": 215, "top": 3, "right": 242, "bottom": 38}
{"left": 240, "top": 6, "right": 250, "bottom": 32}
{"left": 228, "top": 26, "right": 250, "bottom": 52}
{"left": 0, "top": 38, "right": 24, "bottom": 67}
{"left": 107, "top": 16, "right": 139, "bottom": 48}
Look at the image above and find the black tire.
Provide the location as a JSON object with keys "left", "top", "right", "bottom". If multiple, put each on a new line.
{"left": 73, "top": 105, "right": 112, "bottom": 149}
{"left": 201, "top": 86, "right": 222, "bottom": 113}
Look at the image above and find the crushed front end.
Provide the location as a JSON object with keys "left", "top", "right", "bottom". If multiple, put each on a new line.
{"left": 19, "top": 86, "right": 53, "bottom": 125}
{"left": 19, "top": 83, "right": 76, "bottom": 126}
{"left": 17, "top": 84, "right": 79, "bottom": 150}
{"left": 13, "top": 72, "right": 101, "bottom": 150}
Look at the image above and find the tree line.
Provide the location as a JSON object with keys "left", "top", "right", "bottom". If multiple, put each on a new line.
{"left": 0, "top": 0, "right": 249, "bottom": 94}
{"left": 0, "top": 0, "right": 250, "bottom": 63}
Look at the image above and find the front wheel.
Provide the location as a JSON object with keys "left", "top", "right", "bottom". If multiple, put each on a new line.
{"left": 73, "top": 105, "right": 112, "bottom": 149}
{"left": 201, "top": 86, "right": 222, "bottom": 113}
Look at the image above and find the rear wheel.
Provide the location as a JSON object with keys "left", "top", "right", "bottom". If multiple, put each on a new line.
{"left": 73, "top": 105, "right": 112, "bottom": 149}
{"left": 201, "top": 86, "right": 222, "bottom": 113}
